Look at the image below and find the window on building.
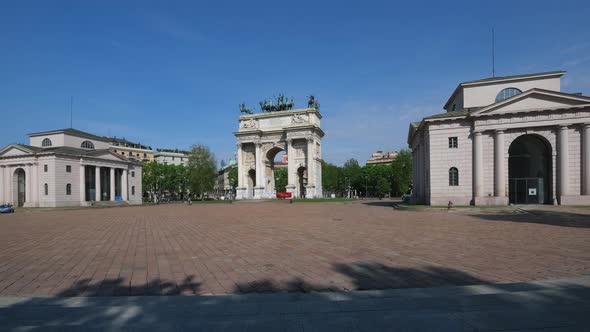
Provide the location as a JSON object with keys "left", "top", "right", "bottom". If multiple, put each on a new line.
{"left": 495, "top": 88, "right": 522, "bottom": 103}
{"left": 44, "top": 183, "right": 48, "bottom": 195}
{"left": 66, "top": 165, "right": 71, "bottom": 173}
{"left": 81, "top": 141, "right": 95, "bottom": 149}
{"left": 143, "top": 153, "right": 147, "bottom": 158}
{"left": 172, "top": 156, "right": 175, "bottom": 161}
{"left": 66, "top": 184, "right": 71, "bottom": 195}
{"left": 449, "top": 167, "right": 459, "bottom": 186}
{"left": 44, "top": 164, "right": 48, "bottom": 172}
{"left": 42, "top": 138, "right": 52, "bottom": 147}
{"left": 448, "top": 137, "right": 458, "bottom": 149}
{"left": 131, "top": 171, "right": 135, "bottom": 177}
{"left": 131, "top": 186, "right": 135, "bottom": 195}
{"left": 452, "top": 104, "right": 456, "bottom": 111}
{"left": 137, "top": 153, "right": 140, "bottom": 157}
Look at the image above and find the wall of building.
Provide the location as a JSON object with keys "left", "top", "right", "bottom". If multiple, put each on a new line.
{"left": 127, "top": 164, "right": 143, "bottom": 204}
{"left": 53, "top": 157, "right": 82, "bottom": 207}
{"left": 428, "top": 120, "right": 473, "bottom": 205}
{"left": 30, "top": 134, "right": 65, "bottom": 148}
{"left": 463, "top": 77, "right": 560, "bottom": 109}
{"left": 37, "top": 156, "right": 58, "bottom": 207}
{"left": 154, "top": 153, "right": 188, "bottom": 166}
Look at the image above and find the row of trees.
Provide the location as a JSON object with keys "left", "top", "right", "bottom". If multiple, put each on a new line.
{"left": 142, "top": 144, "right": 217, "bottom": 202}
{"left": 322, "top": 150, "right": 413, "bottom": 198}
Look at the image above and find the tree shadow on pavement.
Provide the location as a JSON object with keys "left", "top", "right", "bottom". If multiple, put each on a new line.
{"left": 3, "top": 262, "right": 589, "bottom": 330}
{"left": 56, "top": 275, "right": 202, "bottom": 296}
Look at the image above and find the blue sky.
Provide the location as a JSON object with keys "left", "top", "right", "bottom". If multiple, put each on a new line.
{"left": 1, "top": 1, "right": 589, "bottom": 165}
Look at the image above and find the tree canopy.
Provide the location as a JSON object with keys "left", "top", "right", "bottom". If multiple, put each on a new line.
{"left": 187, "top": 144, "right": 217, "bottom": 199}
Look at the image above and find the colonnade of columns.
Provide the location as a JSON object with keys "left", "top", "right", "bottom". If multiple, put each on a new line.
{"left": 472, "top": 124, "right": 590, "bottom": 204}
{"left": 79, "top": 164, "right": 128, "bottom": 203}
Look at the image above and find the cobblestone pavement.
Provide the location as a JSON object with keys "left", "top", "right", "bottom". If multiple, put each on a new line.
{"left": 0, "top": 201, "right": 589, "bottom": 297}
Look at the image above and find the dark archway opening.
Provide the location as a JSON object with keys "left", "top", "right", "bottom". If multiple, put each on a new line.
{"left": 248, "top": 169, "right": 256, "bottom": 198}
{"left": 297, "top": 166, "right": 307, "bottom": 198}
{"left": 14, "top": 168, "right": 26, "bottom": 207}
{"left": 508, "top": 135, "right": 552, "bottom": 204}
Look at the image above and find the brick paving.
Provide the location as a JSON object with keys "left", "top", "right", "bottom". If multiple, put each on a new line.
{"left": 0, "top": 201, "right": 588, "bottom": 297}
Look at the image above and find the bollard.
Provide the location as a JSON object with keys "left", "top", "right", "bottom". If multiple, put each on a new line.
{"left": 289, "top": 198, "right": 293, "bottom": 204}
{"left": 447, "top": 200, "right": 453, "bottom": 211}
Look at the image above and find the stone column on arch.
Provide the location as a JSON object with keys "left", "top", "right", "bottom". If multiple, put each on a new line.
{"left": 254, "top": 142, "right": 263, "bottom": 198}
{"left": 558, "top": 125, "right": 570, "bottom": 200}
{"left": 473, "top": 131, "right": 484, "bottom": 202}
{"left": 494, "top": 130, "right": 506, "bottom": 198}
{"left": 285, "top": 139, "right": 296, "bottom": 195}
{"left": 110, "top": 168, "right": 115, "bottom": 201}
{"left": 236, "top": 143, "right": 243, "bottom": 189}
{"left": 306, "top": 138, "right": 315, "bottom": 198}
{"left": 583, "top": 124, "right": 590, "bottom": 196}
{"left": 235, "top": 143, "right": 244, "bottom": 199}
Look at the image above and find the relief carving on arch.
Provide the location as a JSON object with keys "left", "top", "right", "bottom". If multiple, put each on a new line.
{"left": 241, "top": 119, "right": 258, "bottom": 129}
{"left": 291, "top": 113, "right": 309, "bottom": 124}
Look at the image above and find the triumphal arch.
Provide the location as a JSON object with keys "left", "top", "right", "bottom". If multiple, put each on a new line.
{"left": 234, "top": 108, "right": 324, "bottom": 199}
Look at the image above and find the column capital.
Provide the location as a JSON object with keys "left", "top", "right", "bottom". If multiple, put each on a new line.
{"left": 559, "top": 124, "right": 569, "bottom": 130}
{"left": 494, "top": 129, "right": 505, "bottom": 134}
{"left": 583, "top": 123, "right": 590, "bottom": 129}
{"left": 473, "top": 131, "right": 483, "bottom": 136}
{"left": 236, "top": 142, "right": 243, "bottom": 149}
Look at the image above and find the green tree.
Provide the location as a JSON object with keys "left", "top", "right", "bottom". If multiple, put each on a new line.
{"left": 187, "top": 144, "right": 217, "bottom": 200}
{"left": 142, "top": 161, "right": 165, "bottom": 202}
{"left": 391, "top": 149, "right": 413, "bottom": 196}
{"left": 228, "top": 167, "right": 238, "bottom": 190}
{"left": 342, "top": 158, "right": 363, "bottom": 195}
{"left": 274, "top": 167, "right": 288, "bottom": 192}
{"left": 374, "top": 176, "right": 391, "bottom": 198}
{"left": 322, "top": 161, "right": 344, "bottom": 196}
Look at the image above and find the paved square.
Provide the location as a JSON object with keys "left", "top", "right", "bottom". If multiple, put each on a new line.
{"left": 0, "top": 202, "right": 589, "bottom": 296}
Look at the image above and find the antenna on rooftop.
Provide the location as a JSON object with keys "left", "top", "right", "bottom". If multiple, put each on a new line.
{"left": 492, "top": 28, "right": 496, "bottom": 78}
{"left": 70, "top": 96, "right": 74, "bottom": 128}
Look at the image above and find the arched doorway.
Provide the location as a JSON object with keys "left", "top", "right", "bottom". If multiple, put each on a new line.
{"left": 265, "top": 147, "right": 287, "bottom": 197}
{"left": 247, "top": 169, "right": 256, "bottom": 199}
{"left": 297, "top": 166, "right": 307, "bottom": 198}
{"left": 13, "top": 168, "right": 26, "bottom": 207}
{"left": 508, "top": 134, "right": 552, "bottom": 204}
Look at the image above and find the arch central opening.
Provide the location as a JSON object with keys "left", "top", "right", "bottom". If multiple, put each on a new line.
{"left": 265, "top": 147, "right": 287, "bottom": 197}
{"left": 508, "top": 134, "right": 552, "bottom": 204}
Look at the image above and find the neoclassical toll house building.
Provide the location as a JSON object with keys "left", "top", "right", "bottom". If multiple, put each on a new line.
{"left": 0, "top": 128, "right": 142, "bottom": 207}
{"left": 234, "top": 108, "right": 324, "bottom": 199}
{"left": 408, "top": 71, "right": 590, "bottom": 206}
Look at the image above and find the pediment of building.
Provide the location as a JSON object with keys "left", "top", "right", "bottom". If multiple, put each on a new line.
{"left": 85, "top": 150, "right": 130, "bottom": 162}
{"left": 0, "top": 145, "right": 34, "bottom": 158}
{"left": 471, "top": 89, "right": 590, "bottom": 117}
